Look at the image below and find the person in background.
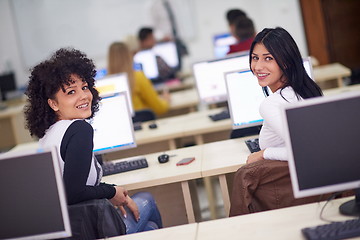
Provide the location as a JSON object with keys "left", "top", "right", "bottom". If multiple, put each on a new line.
{"left": 227, "top": 16, "right": 256, "bottom": 55}
{"left": 108, "top": 42, "right": 170, "bottom": 116}
{"left": 24, "top": 48, "right": 163, "bottom": 234}
{"left": 138, "top": 27, "right": 176, "bottom": 81}
{"left": 226, "top": 8, "right": 247, "bottom": 37}
{"left": 247, "top": 27, "right": 322, "bottom": 163}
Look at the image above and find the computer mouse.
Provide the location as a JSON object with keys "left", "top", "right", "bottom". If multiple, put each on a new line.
{"left": 149, "top": 122, "right": 158, "bottom": 129}
{"left": 158, "top": 154, "right": 169, "bottom": 164}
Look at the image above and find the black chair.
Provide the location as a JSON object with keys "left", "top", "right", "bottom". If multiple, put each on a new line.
{"left": 132, "top": 109, "right": 157, "bottom": 131}
{"left": 230, "top": 126, "right": 262, "bottom": 139}
{"left": 132, "top": 109, "right": 156, "bottom": 123}
{"left": 64, "top": 199, "right": 126, "bottom": 239}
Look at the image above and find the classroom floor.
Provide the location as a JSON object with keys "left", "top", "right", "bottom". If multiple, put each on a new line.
{"left": 196, "top": 178, "right": 227, "bottom": 221}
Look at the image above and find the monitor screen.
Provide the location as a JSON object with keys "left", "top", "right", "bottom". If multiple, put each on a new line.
{"left": 213, "top": 32, "right": 237, "bottom": 58}
{"left": 193, "top": 53, "right": 250, "bottom": 105}
{"left": 0, "top": 148, "right": 71, "bottom": 240}
{"left": 302, "top": 57, "right": 313, "bottom": 79}
{"left": 95, "top": 68, "right": 108, "bottom": 80}
{"left": 225, "top": 69, "right": 265, "bottom": 129}
{"left": 90, "top": 91, "right": 136, "bottom": 154}
{"left": 283, "top": 91, "right": 360, "bottom": 215}
{"left": 0, "top": 72, "right": 17, "bottom": 101}
{"left": 134, "top": 41, "right": 179, "bottom": 81}
{"left": 95, "top": 73, "right": 134, "bottom": 116}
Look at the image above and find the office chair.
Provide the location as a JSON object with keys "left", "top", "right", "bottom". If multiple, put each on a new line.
{"left": 230, "top": 126, "right": 262, "bottom": 139}
{"left": 132, "top": 109, "right": 156, "bottom": 123}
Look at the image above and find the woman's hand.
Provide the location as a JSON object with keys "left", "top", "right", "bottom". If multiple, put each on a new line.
{"left": 109, "top": 186, "right": 128, "bottom": 207}
{"left": 119, "top": 195, "right": 140, "bottom": 221}
{"left": 246, "top": 149, "right": 265, "bottom": 164}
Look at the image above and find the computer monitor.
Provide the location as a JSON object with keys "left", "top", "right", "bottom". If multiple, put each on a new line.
{"left": 193, "top": 53, "right": 250, "bottom": 105}
{"left": 0, "top": 72, "right": 17, "bottom": 101}
{"left": 90, "top": 91, "right": 136, "bottom": 155}
{"left": 134, "top": 41, "right": 179, "bottom": 82}
{"left": 94, "top": 68, "right": 108, "bottom": 80}
{"left": 95, "top": 73, "right": 134, "bottom": 116}
{"left": 283, "top": 91, "right": 360, "bottom": 216}
{"left": 302, "top": 56, "right": 314, "bottom": 79}
{"left": 213, "top": 32, "right": 237, "bottom": 58}
{"left": 225, "top": 69, "right": 265, "bottom": 129}
{"left": 0, "top": 147, "right": 72, "bottom": 239}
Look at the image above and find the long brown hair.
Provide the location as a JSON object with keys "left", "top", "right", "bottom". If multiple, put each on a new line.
{"left": 107, "top": 42, "right": 135, "bottom": 92}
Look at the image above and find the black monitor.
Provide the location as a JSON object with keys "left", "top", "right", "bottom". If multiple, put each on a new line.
{"left": 283, "top": 91, "right": 360, "bottom": 216}
{"left": 0, "top": 72, "right": 17, "bottom": 101}
{"left": 0, "top": 147, "right": 72, "bottom": 239}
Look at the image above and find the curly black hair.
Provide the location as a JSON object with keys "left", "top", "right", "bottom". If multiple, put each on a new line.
{"left": 24, "top": 47, "right": 101, "bottom": 139}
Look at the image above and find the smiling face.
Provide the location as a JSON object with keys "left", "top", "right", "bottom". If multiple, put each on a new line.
{"left": 251, "top": 43, "right": 286, "bottom": 92}
{"left": 48, "top": 74, "right": 93, "bottom": 121}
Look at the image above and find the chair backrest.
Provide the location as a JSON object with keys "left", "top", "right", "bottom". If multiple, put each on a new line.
{"left": 132, "top": 109, "right": 156, "bottom": 123}
{"left": 64, "top": 199, "right": 126, "bottom": 239}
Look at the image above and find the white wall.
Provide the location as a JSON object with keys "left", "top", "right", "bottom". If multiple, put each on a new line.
{"left": 0, "top": 0, "right": 307, "bottom": 88}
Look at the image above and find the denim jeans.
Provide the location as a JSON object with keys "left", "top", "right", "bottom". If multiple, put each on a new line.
{"left": 119, "top": 192, "right": 163, "bottom": 234}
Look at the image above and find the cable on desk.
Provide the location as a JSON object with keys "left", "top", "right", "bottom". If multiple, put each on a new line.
{"left": 319, "top": 192, "right": 342, "bottom": 223}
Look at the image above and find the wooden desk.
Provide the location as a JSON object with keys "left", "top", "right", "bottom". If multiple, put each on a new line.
{"left": 0, "top": 103, "right": 34, "bottom": 150}
{"left": 103, "top": 145, "right": 203, "bottom": 224}
{"left": 323, "top": 83, "right": 360, "bottom": 96}
{"left": 109, "top": 223, "right": 198, "bottom": 240}
{"left": 313, "top": 63, "right": 351, "bottom": 88}
{"left": 201, "top": 137, "right": 253, "bottom": 216}
{"left": 197, "top": 197, "right": 357, "bottom": 240}
{"left": 168, "top": 88, "right": 198, "bottom": 112}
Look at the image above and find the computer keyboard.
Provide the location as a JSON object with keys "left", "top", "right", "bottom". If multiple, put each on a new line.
{"left": 302, "top": 218, "right": 360, "bottom": 240}
{"left": 102, "top": 156, "right": 148, "bottom": 176}
{"left": 208, "top": 110, "right": 230, "bottom": 121}
{"left": 245, "top": 138, "right": 261, "bottom": 153}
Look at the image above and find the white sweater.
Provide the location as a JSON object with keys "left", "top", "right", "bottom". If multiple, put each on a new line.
{"left": 259, "top": 87, "right": 301, "bottom": 161}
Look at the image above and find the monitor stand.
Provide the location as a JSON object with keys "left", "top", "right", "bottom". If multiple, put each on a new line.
{"left": 339, "top": 188, "right": 360, "bottom": 216}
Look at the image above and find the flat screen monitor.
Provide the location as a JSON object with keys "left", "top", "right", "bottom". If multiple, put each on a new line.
{"left": 134, "top": 41, "right": 179, "bottom": 81}
{"left": 283, "top": 91, "right": 360, "bottom": 216}
{"left": 90, "top": 91, "right": 136, "bottom": 154}
{"left": 0, "top": 72, "right": 17, "bottom": 101}
{"left": 225, "top": 69, "right": 265, "bottom": 129}
{"left": 95, "top": 73, "right": 134, "bottom": 116}
{"left": 213, "top": 32, "right": 237, "bottom": 58}
{"left": 193, "top": 53, "right": 250, "bottom": 105}
{"left": 0, "top": 147, "right": 72, "bottom": 240}
{"left": 302, "top": 56, "right": 313, "bottom": 79}
{"left": 95, "top": 68, "right": 108, "bottom": 80}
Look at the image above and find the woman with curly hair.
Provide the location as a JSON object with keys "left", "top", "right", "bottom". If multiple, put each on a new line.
{"left": 24, "top": 48, "right": 162, "bottom": 234}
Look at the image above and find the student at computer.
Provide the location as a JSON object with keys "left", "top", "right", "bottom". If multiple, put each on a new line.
{"left": 24, "top": 48, "right": 163, "bottom": 234}
{"left": 138, "top": 27, "right": 176, "bottom": 81}
{"left": 247, "top": 27, "right": 323, "bottom": 163}
{"left": 225, "top": 8, "right": 247, "bottom": 37}
{"left": 227, "top": 16, "right": 255, "bottom": 55}
{"left": 108, "top": 41, "right": 170, "bottom": 115}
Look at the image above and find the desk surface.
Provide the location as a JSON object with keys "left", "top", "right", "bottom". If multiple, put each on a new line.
{"left": 197, "top": 197, "right": 358, "bottom": 240}
{"left": 102, "top": 144, "right": 203, "bottom": 190}
{"left": 109, "top": 223, "right": 198, "bottom": 240}
{"left": 313, "top": 63, "right": 351, "bottom": 82}
{"left": 169, "top": 88, "right": 198, "bottom": 111}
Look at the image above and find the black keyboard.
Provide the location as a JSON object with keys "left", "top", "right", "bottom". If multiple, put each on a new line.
{"left": 102, "top": 157, "right": 148, "bottom": 176}
{"left": 245, "top": 138, "right": 261, "bottom": 153}
{"left": 302, "top": 218, "right": 360, "bottom": 240}
{"left": 209, "top": 110, "right": 230, "bottom": 121}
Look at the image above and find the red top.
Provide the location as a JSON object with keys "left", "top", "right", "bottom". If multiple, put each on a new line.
{"left": 227, "top": 37, "right": 254, "bottom": 55}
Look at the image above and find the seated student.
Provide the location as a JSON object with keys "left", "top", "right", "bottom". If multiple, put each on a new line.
{"left": 246, "top": 27, "right": 323, "bottom": 163}
{"left": 227, "top": 16, "right": 256, "bottom": 55}
{"left": 225, "top": 8, "right": 247, "bottom": 36}
{"left": 138, "top": 27, "right": 176, "bottom": 81}
{"left": 229, "top": 27, "right": 323, "bottom": 216}
{"left": 24, "top": 48, "right": 163, "bottom": 234}
{"left": 108, "top": 42, "right": 170, "bottom": 116}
